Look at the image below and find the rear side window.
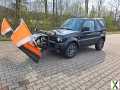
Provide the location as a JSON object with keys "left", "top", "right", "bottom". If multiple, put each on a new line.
{"left": 82, "top": 20, "right": 95, "bottom": 31}
{"left": 98, "top": 19, "right": 105, "bottom": 27}
{"left": 95, "top": 21, "right": 102, "bottom": 30}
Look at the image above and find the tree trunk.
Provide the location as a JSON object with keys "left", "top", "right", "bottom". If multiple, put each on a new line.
{"left": 59, "top": 0, "right": 63, "bottom": 16}
{"left": 16, "top": 0, "right": 21, "bottom": 19}
{"left": 85, "top": 0, "right": 89, "bottom": 16}
{"left": 115, "top": 8, "right": 118, "bottom": 21}
{"left": 98, "top": 0, "right": 102, "bottom": 17}
{"left": 55, "top": 0, "right": 58, "bottom": 15}
{"left": 53, "top": 0, "right": 55, "bottom": 15}
{"left": 44, "top": 0, "right": 48, "bottom": 18}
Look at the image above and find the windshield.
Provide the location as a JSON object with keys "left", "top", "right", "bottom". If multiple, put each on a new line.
{"left": 60, "top": 19, "right": 83, "bottom": 31}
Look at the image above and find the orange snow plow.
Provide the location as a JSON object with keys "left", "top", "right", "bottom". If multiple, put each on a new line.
{"left": 1, "top": 18, "right": 13, "bottom": 36}
{"left": 1, "top": 18, "right": 42, "bottom": 63}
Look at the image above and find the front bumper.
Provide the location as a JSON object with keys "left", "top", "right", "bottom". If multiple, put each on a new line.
{"left": 48, "top": 40, "right": 64, "bottom": 52}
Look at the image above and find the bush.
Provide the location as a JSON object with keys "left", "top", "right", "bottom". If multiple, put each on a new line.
{"left": 105, "top": 16, "right": 120, "bottom": 32}
{"left": 0, "top": 36, "right": 10, "bottom": 41}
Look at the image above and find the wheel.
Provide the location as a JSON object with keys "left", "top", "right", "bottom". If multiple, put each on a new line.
{"left": 64, "top": 42, "right": 78, "bottom": 58}
{"left": 95, "top": 38, "right": 105, "bottom": 50}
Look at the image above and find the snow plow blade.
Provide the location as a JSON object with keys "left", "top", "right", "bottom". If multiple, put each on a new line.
{"left": 1, "top": 18, "right": 42, "bottom": 63}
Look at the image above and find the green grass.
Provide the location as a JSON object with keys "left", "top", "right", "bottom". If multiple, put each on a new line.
{"left": 107, "top": 31, "right": 120, "bottom": 34}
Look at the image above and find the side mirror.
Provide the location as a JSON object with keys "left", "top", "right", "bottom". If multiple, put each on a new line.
{"left": 81, "top": 27, "right": 90, "bottom": 32}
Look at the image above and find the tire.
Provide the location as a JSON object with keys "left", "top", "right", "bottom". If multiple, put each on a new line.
{"left": 95, "top": 38, "right": 105, "bottom": 51}
{"left": 64, "top": 42, "right": 78, "bottom": 58}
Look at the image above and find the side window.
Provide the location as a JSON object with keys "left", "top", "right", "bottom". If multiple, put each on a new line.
{"left": 82, "top": 20, "right": 95, "bottom": 31}
{"left": 95, "top": 21, "right": 102, "bottom": 30}
{"left": 98, "top": 20, "right": 105, "bottom": 27}
{"left": 75, "top": 20, "right": 82, "bottom": 31}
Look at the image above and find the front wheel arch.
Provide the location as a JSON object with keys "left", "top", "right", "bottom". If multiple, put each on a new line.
{"left": 64, "top": 38, "right": 79, "bottom": 50}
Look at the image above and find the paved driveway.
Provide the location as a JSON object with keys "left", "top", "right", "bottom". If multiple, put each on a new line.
{"left": 0, "top": 34, "right": 120, "bottom": 90}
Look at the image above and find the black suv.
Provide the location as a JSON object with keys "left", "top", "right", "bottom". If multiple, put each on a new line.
{"left": 48, "top": 18, "right": 106, "bottom": 58}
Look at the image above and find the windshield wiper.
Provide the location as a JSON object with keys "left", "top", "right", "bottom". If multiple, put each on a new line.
{"left": 59, "top": 27, "right": 72, "bottom": 30}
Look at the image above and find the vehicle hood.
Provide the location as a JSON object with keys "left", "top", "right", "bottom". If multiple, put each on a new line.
{"left": 51, "top": 29, "right": 78, "bottom": 36}
{"left": 31, "top": 33, "right": 47, "bottom": 40}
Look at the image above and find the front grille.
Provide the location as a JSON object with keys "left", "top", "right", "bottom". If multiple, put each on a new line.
{"left": 49, "top": 36, "right": 57, "bottom": 42}
{"left": 35, "top": 36, "right": 48, "bottom": 49}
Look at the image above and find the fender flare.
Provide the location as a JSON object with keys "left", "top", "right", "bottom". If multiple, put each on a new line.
{"left": 63, "top": 37, "right": 79, "bottom": 50}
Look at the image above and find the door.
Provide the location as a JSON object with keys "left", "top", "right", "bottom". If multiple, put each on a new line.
{"left": 79, "top": 20, "right": 97, "bottom": 46}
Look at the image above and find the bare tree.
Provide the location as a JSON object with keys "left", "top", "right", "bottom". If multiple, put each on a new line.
{"left": 58, "top": 0, "right": 63, "bottom": 16}
{"left": 70, "top": 2, "right": 83, "bottom": 17}
{"left": 55, "top": 0, "right": 58, "bottom": 15}
{"left": 55, "top": 0, "right": 64, "bottom": 16}
{"left": 97, "top": 0, "right": 105, "bottom": 17}
{"left": 90, "top": 5, "right": 96, "bottom": 17}
{"left": 109, "top": 0, "right": 120, "bottom": 21}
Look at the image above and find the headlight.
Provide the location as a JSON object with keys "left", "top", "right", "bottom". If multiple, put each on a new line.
{"left": 57, "top": 37, "right": 62, "bottom": 42}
